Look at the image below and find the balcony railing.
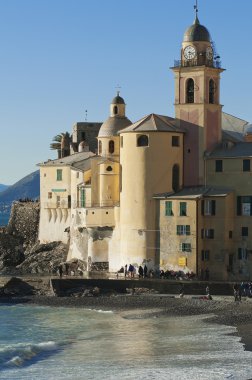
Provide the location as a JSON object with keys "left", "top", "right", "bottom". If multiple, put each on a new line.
{"left": 73, "top": 200, "right": 119, "bottom": 209}
{"left": 173, "top": 58, "right": 222, "bottom": 69}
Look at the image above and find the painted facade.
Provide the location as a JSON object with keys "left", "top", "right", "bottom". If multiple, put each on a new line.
{"left": 38, "top": 11, "right": 252, "bottom": 280}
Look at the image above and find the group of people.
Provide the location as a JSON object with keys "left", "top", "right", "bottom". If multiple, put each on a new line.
{"left": 117, "top": 264, "right": 149, "bottom": 278}
{"left": 233, "top": 282, "right": 252, "bottom": 301}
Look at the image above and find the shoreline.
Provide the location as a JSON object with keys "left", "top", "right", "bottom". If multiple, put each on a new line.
{"left": 1, "top": 293, "right": 252, "bottom": 352}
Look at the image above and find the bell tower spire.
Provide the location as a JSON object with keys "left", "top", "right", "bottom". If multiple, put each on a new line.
{"left": 171, "top": 13, "right": 225, "bottom": 186}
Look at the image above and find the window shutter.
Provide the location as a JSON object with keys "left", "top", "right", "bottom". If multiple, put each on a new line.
{"left": 238, "top": 248, "right": 242, "bottom": 260}
{"left": 177, "top": 225, "right": 180, "bottom": 235}
{"left": 237, "top": 197, "right": 241, "bottom": 216}
{"left": 212, "top": 200, "right": 216, "bottom": 216}
{"left": 201, "top": 200, "right": 204, "bottom": 215}
{"left": 201, "top": 229, "right": 204, "bottom": 239}
{"left": 186, "top": 225, "right": 190, "bottom": 235}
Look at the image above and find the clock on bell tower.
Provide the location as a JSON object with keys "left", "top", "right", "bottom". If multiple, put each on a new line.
{"left": 171, "top": 11, "right": 225, "bottom": 187}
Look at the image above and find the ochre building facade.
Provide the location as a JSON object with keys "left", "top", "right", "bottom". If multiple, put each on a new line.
{"left": 38, "top": 12, "right": 252, "bottom": 281}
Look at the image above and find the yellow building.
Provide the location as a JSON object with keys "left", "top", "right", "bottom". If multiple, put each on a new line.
{"left": 38, "top": 9, "right": 252, "bottom": 280}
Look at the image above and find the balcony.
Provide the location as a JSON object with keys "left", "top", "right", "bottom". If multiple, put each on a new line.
{"left": 173, "top": 58, "right": 222, "bottom": 69}
{"left": 75, "top": 206, "right": 116, "bottom": 228}
{"left": 72, "top": 200, "right": 119, "bottom": 209}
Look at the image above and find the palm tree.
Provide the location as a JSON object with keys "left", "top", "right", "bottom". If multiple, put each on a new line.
{"left": 50, "top": 132, "right": 71, "bottom": 158}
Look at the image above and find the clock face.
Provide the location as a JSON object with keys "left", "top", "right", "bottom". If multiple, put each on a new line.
{"left": 206, "top": 46, "right": 213, "bottom": 60}
{"left": 184, "top": 45, "right": 196, "bottom": 60}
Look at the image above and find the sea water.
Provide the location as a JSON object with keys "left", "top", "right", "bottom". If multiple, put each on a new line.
{"left": 0, "top": 304, "right": 252, "bottom": 380}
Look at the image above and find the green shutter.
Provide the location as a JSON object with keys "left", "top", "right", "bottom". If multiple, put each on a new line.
{"left": 186, "top": 225, "right": 190, "bottom": 235}
{"left": 80, "top": 188, "right": 85, "bottom": 207}
{"left": 56, "top": 169, "right": 62, "bottom": 181}
{"left": 165, "top": 201, "right": 173, "bottom": 216}
{"left": 180, "top": 202, "right": 187, "bottom": 216}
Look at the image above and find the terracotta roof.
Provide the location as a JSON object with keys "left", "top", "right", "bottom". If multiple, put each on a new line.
{"left": 120, "top": 114, "right": 185, "bottom": 133}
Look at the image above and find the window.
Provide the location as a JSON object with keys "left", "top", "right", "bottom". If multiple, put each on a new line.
{"left": 209, "top": 79, "right": 215, "bottom": 104}
{"left": 237, "top": 196, "right": 252, "bottom": 216}
{"left": 201, "top": 200, "right": 216, "bottom": 216}
{"left": 179, "top": 202, "right": 187, "bottom": 216}
{"left": 106, "top": 166, "right": 113, "bottom": 172}
{"left": 180, "top": 243, "right": 191, "bottom": 252}
{"left": 99, "top": 140, "right": 102, "bottom": 154}
{"left": 76, "top": 172, "right": 79, "bottom": 178}
{"left": 48, "top": 192, "right": 52, "bottom": 199}
{"left": 137, "top": 135, "right": 149, "bottom": 147}
{"left": 177, "top": 225, "right": 190, "bottom": 235}
{"left": 109, "top": 140, "right": 114, "bottom": 154}
{"left": 243, "top": 159, "right": 250, "bottom": 172}
{"left": 186, "top": 78, "right": 194, "bottom": 103}
{"left": 229, "top": 231, "right": 233, "bottom": 239}
{"left": 113, "top": 106, "right": 118, "bottom": 115}
{"left": 215, "top": 160, "right": 223, "bottom": 172}
{"left": 80, "top": 188, "right": 85, "bottom": 208}
{"left": 81, "top": 132, "right": 86, "bottom": 140}
{"left": 165, "top": 201, "right": 173, "bottom": 216}
{"left": 120, "top": 136, "right": 123, "bottom": 148}
{"left": 201, "top": 250, "right": 210, "bottom": 261}
{"left": 241, "top": 227, "right": 248, "bottom": 237}
{"left": 172, "top": 136, "right": 179, "bottom": 147}
{"left": 56, "top": 169, "right": 62, "bottom": 181}
{"left": 68, "top": 195, "right": 71, "bottom": 209}
{"left": 44, "top": 173, "right": 46, "bottom": 177}
{"left": 238, "top": 248, "right": 248, "bottom": 260}
{"left": 201, "top": 229, "right": 214, "bottom": 239}
{"left": 172, "top": 164, "right": 180, "bottom": 193}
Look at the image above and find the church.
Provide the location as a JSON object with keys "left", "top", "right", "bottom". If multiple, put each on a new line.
{"left": 38, "top": 9, "right": 252, "bottom": 281}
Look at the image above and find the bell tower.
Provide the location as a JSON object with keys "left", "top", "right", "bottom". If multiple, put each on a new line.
{"left": 172, "top": 7, "right": 225, "bottom": 186}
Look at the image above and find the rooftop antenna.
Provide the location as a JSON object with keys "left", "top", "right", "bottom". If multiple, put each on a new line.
{"left": 115, "top": 84, "right": 121, "bottom": 96}
{"left": 85, "top": 109, "right": 88, "bottom": 121}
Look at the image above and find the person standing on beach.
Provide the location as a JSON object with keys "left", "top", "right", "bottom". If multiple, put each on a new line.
{"left": 144, "top": 264, "right": 148, "bottom": 278}
{"left": 233, "top": 283, "right": 239, "bottom": 301}
{"left": 124, "top": 264, "right": 128, "bottom": 278}
{"left": 128, "top": 264, "right": 134, "bottom": 278}
{"left": 138, "top": 265, "right": 144, "bottom": 278}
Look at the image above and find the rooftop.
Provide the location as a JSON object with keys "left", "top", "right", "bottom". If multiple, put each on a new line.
{"left": 154, "top": 186, "right": 233, "bottom": 200}
{"left": 120, "top": 114, "right": 185, "bottom": 133}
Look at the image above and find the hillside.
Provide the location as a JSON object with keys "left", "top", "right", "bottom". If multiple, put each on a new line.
{"left": 0, "top": 171, "right": 40, "bottom": 202}
{"left": 0, "top": 184, "right": 9, "bottom": 193}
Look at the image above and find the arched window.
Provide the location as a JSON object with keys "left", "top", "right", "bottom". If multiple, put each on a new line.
{"left": 99, "top": 140, "right": 102, "bottom": 154}
{"left": 137, "top": 135, "right": 149, "bottom": 147}
{"left": 109, "top": 140, "right": 114, "bottom": 154}
{"left": 172, "top": 164, "right": 180, "bottom": 193}
{"left": 186, "top": 78, "right": 194, "bottom": 103}
{"left": 209, "top": 79, "right": 215, "bottom": 104}
{"left": 113, "top": 106, "right": 118, "bottom": 115}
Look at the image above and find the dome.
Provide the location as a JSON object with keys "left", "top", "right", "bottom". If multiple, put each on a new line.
{"left": 98, "top": 116, "right": 132, "bottom": 137}
{"left": 111, "top": 92, "right": 125, "bottom": 105}
{"left": 183, "top": 16, "right": 211, "bottom": 42}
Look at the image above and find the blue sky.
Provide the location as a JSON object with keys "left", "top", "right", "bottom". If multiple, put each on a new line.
{"left": 0, "top": 0, "right": 251, "bottom": 185}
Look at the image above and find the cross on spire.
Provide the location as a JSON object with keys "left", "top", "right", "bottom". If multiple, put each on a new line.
{"left": 194, "top": 0, "right": 198, "bottom": 16}
{"left": 115, "top": 84, "right": 121, "bottom": 96}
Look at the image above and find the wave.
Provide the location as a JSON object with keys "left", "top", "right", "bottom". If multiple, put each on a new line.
{"left": 86, "top": 308, "right": 113, "bottom": 314}
{"left": 0, "top": 341, "right": 60, "bottom": 369}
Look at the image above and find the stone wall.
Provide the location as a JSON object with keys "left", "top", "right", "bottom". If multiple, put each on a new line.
{"left": 7, "top": 201, "right": 40, "bottom": 248}
{"left": 0, "top": 202, "right": 68, "bottom": 274}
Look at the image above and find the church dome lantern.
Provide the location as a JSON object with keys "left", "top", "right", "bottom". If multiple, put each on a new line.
{"left": 98, "top": 92, "right": 132, "bottom": 138}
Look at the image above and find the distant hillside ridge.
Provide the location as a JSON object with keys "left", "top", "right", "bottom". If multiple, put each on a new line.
{"left": 0, "top": 184, "right": 9, "bottom": 193}
{"left": 0, "top": 171, "right": 40, "bottom": 202}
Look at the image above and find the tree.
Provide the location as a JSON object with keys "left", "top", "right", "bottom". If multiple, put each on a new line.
{"left": 50, "top": 132, "right": 71, "bottom": 158}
